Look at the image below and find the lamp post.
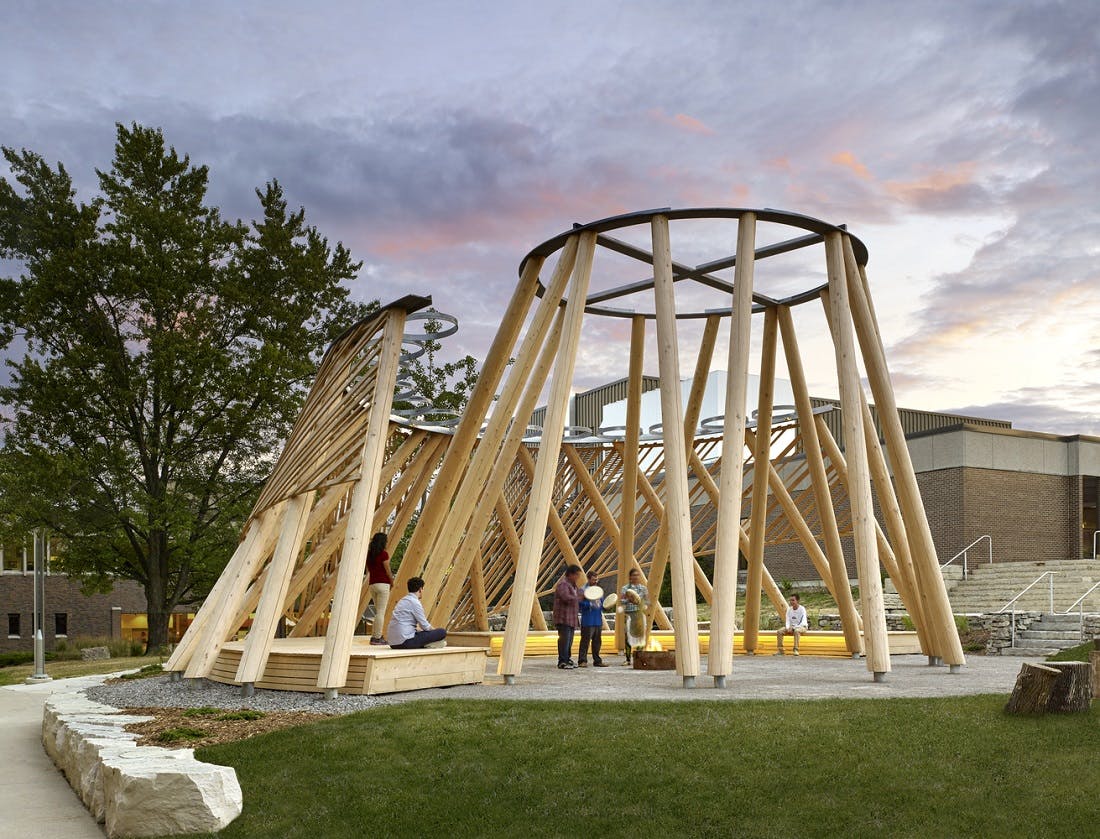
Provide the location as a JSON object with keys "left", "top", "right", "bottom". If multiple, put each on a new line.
{"left": 25, "top": 529, "right": 52, "bottom": 684}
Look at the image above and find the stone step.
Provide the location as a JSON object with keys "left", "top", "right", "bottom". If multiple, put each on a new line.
{"left": 1029, "top": 615, "right": 1087, "bottom": 627}
{"left": 998, "top": 646, "right": 1058, "bottom": 656}
{"left": 1011, "top": 637, "right": 1081, "bottom": 650}
{"left": 1016, "top": 630, "right": 1083, "bottom": 641}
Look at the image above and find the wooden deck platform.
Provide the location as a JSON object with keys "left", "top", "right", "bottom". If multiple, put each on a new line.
{"left": 208, "top": 638, "right": 488, "bottom": 695}
{"left": 446, "top": 629, "right": 923, "bottom": 658}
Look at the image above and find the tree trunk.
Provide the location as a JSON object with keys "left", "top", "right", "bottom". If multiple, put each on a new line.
{"left": 1004, "top": 662, "right": 1060, "bottom": 714}
{"left": 143, "top": 530, "right": 172, "bottom": 654}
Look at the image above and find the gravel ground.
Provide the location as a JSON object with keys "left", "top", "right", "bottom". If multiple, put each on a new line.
{"left": 86, "top": 675, "right": 395, "bottom": 715}
{"left": 86, "top": 652, "right": 1040, "bottom": 714}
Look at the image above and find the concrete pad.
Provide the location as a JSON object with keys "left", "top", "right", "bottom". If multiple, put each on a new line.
{"left": 382, "top": 652, "right": 1044, "bottom": 703}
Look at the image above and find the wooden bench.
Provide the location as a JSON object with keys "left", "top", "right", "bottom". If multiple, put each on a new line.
{"left": 209, "top": 638, "right": 487, "bottom": 695}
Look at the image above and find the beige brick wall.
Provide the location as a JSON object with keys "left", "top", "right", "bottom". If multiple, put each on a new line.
{"left": 763, "top": 465, "right": 1081, "bottom": 584}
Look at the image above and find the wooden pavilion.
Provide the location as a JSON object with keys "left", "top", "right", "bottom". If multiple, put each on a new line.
{"left": 165, "top": 208, "right": 964, "bottom": 696}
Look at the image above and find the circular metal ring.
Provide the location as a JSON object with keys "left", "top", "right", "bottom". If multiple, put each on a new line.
{"left": 521, "top": 207, "right": 868, "bottom": 320}
{"left": 402, "top": 310, "right": 459, "bottom": 341}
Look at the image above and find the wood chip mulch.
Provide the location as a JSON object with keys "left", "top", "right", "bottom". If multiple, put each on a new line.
{"left": 123, "top": 707, "right": 332, "bottom": 749}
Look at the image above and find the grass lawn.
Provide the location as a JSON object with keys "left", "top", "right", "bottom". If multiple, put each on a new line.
{"left": 0, "top": 655, "right": 153, "bottom": 686}
{"left": 1048, "top": 641, "right": 1097, "bottom": 662}
{"left": 180, "top": 695, "right": 1099, "bottom": 839}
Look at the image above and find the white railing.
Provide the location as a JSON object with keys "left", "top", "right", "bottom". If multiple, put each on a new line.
{"left": 1063, "top": 580, "right": 1100, "bottom": 640}
{"left": 940, "top": 535, "right": 992, "bottom": 580}
{"left": 999, "top": 571, "right": 1058, "bottom": 647}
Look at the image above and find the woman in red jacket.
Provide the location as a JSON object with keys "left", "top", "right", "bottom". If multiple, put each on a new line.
{"left": 364, "top": 532, "right": 392, "bottom": 645}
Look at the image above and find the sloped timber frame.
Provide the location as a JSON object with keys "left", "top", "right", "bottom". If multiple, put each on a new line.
{"left": 167, "top": 208, "right": 964, "bottom": 695}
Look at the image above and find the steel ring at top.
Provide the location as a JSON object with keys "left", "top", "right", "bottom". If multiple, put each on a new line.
{"left": 520, "top": 207, "right": 868, "bottom": 320}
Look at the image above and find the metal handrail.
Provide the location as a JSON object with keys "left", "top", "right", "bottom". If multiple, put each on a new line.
{"left": 940, "top": 534, "right": 992, "bottom": 580}
{"left": 1093, "top": 530, "right": 1099, "bottom": 560}
{"left": 999, "top": 571, "right": 1058, "bottom": 647}
{"left": 1063, "top": 580, "right": 1100, "bottom": 639}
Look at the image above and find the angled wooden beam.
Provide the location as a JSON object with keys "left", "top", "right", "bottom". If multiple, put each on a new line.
{"left": 651, "top": 214, "right": 700, "bottom": 683}
{"left": 823, "top": 232, "right": 889, "bottom": 679}
{"left": 842, "top": 234, "right": 963, "bottom": 668}
{"left": 236, "top": 491, "right": 313, "bottom": 687}
{"left": 711, "top": 213, "right": 756, "bottom": 680}
{"left": 317, "top": 309, "right": 407, "bottom": 695}
{"left": 183, "top": 502, "right": 285, "bottom": 679}
{"left": 500, "top": 231, "right": 596, "bottom": 682}
{"left": 395, "top": 246, "right": 560, "bottom": 587}
{"left": 495, "top": 492, "right": 548, "bottom": 631}
{"left": 777, "top": 305, "right": 863, "bottom": 655}
{"left": 410, "top": 242, "right": 577, "bottom": 607}
{"left": 165, "top": 520, "right": 260, "bottom": 674}
{"left": 616, "top": 314, "right": 646, "bottom": 649}
{"left": 743, "top": 306, "right": 778, "bottom": 654}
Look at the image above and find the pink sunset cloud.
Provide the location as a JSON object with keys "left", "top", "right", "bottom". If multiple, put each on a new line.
{"left": 647, "top": 108, "right": 716, "bottom": 136}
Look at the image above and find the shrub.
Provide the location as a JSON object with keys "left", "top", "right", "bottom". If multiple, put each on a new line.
{"left": 217, "top": 710, "right": 265, "bottom": 721}
{"left": 0, "top": 651, "right": 34, "bottom": 668}
{"left": 155, "top": 727, "right": 207, "bottom": 744}
{"left": 119, "top": 663, "right": 163, "bottom": 680}
{"left": 183, "top": 707, "right": 222, "bottom": 718}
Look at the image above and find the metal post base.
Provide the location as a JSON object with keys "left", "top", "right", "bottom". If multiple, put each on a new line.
{"left": 852, "top": 652, "right": 861, "bottom": 659}
{"left": 323, "top": 687, "right": 338, "bottom": 700}
{"left": 873, "top": 672, "right": 886, "bottom": 683}
{"left": 185, "top": 677, "right": 204, "bottom": 691}
{"left": 169, "top": 670, "right": 182, "bottom": 683}
{"left": 949, "top": 664, "right": 962, "bottom": 674}
{"left": 745, "top": 650, "right": 755, "bottom": 656}
{"left": 928, "top": 655, "right": 943, "bottom": 666}
{"left": 682, "top": 676, "right": 696, "bottom": 689}
{"left": 241, "top": 682, "right": 255, "bottom": 698}
{"left": 714, "top": 675, "right": 727, "bottom": 689}
{"left": 503, "top": 675, "right": 516, "bottom": 686}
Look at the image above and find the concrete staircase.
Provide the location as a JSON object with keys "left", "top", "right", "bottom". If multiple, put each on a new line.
{"left": 883, "top": 564, "right": 963, "bottom": 610}
{"left": 945, "top": 559, "right": 1100, "bottom": 615}
{"left": 999, "top": 613, "right": 1086, "bottom": 656}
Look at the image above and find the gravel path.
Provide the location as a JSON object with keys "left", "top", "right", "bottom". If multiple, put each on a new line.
{"left": 86, "top": 676, "right": 394, "bottom": 715}
{"left": 86, "top": 652, "right": 1039, "bottom": 713}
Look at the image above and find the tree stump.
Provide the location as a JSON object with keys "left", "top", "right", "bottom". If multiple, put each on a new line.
{"left": 1091, "top": 651, "right": 1100, "bottom": 700}
{"left": 633, "top": 650, "right": 676, "bottom": 670}
{"left": 1045, "top": 661, "right": 1092, "bottom": 712}
{"left": 1005, "top": 662, "right": 1060, "bottom": 714}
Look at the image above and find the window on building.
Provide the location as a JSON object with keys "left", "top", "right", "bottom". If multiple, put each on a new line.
{"left": 1, "top": 543, "right": 23, "bottom": 573}
{"left": 7, "top": 614, "right": 19, "bottom": 638}
{"left": 54, "top": 613, "right": 68, "bottom": 637}
{"left": 1084, "top": 475, "right": 1099, "bottom": 558}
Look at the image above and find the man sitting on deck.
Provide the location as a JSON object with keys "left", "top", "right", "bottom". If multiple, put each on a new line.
{"left": 386, "top": 577, "right": 447, "bottom": 649}
{"left": 775, "top": 593, "right": 808, "bottom": 656}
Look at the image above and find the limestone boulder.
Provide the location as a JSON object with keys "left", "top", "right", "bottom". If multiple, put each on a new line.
{"left": 42, "top": 684, "right": 243, "bottom": 837}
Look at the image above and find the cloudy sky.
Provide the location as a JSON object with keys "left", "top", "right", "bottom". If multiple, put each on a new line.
{"left": 4, "top": 0, "right": 1098, "bottom": 434}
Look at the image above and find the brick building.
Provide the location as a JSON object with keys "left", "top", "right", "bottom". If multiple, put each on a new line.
{"left": 1, "top": 542, "right": 193, "bottom": 653}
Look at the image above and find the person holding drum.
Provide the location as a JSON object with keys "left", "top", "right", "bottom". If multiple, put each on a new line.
{"left": 577, "top": 571, "right": 608, "bottom": 667}
{"left": 619, "top": 567, "right": 649, "bottom": 666}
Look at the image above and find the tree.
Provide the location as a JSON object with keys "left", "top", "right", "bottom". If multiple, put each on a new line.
{"left": 0, "top": 123, "right": 375, "bottom": 651}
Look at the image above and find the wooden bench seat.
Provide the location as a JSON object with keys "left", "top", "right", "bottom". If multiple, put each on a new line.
{"left": 209, "top": 638, "right": 487, "bottom": 695}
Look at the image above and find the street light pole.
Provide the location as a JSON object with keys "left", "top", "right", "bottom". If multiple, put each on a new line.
{"left": 25, "top": 529, "right": 51, "bottom": 684}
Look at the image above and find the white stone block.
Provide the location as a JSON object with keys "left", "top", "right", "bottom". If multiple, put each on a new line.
{"left": 41, "top": 680, "right": 243, "bottom": 837}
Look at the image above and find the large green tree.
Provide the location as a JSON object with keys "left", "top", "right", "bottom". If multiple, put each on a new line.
{"left": 0, "top": 123, "right": 374, "bottom": 650}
